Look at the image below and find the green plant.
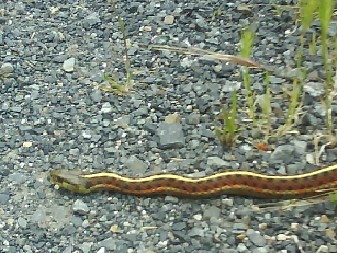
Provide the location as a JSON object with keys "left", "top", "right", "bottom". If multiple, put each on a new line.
{"left": 277, "top": 1, "right": 314, "bottom": 135}
{"left": 100, "top": 4, "right": 133, "bottom": 95}
{"left": 308, "top": 31, "right": 317, "bottom": 55}
{"left": 211, "top": 7, "right": 222, "bottom": 21}
{"left": 261, "top": 72, "right": 271, "bottom": 134}
{"left": 318, "top": 0, "right": 335, "bottom": 134}
{"left": 214, "top": 91, "right": 238, "bottom": 147}
{"left": 278, "top": 0, "right": 336, "bottom": 136}
{"left": 240, "top": 27, "right": 256, "bottom": 125}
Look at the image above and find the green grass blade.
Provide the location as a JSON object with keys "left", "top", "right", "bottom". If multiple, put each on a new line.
{"left": 299, "top": 0, "right": 318, "bottom": 32}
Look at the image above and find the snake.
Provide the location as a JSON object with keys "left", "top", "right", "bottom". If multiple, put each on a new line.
{"left": 49, "top": 165, "right": 337, "bottom": 199}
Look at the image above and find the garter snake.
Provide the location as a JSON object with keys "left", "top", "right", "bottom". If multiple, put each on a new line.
{"left": 49, "top": 165, "right": 337, "bottom": 198}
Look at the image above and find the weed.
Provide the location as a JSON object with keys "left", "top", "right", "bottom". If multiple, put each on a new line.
{"left": 141, "top": 1, "right": 336, "bottom": 148}
{"left": 318, "top": 0, "right": 335, "bottom": 133}
{"left": 214, "top": 91, "right": 238, "bottom": 147}
{"left": 240, "top": 27, "right": 256, "bottom": 125}
{"left": 279, "top": 0, "right": 336, "bottom": 136}
{"left": 261, "top": 72, "right": 271, "bottom": 134}
{"left": 100, "top": 2, "right": 133, "bottom": 95}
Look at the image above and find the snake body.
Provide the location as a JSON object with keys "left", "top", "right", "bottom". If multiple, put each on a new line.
{"left": 49, "top": 165, "right": 337, "bottom": 199}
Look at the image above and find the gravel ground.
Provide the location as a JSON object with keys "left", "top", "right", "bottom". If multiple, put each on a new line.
{"left": 1, "top": 0, "right": 337, "bottom": 252}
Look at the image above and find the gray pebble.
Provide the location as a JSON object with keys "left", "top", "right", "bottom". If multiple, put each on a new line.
{"left": 79, "top": 242, "right": 93, "bottom": 253}
{"left": 17, "top": 217, "right": 27, "bottom": 229}
{"left": 206, "top": 157, "right": 230, "bottom": 167}
{"left": 72, "top": 199, "right": 89, "bottom": 215}
{"left": 157, "top": 123, "right": 185, "bottom": 149}
{"left": 63, "top": 57, "right": 76, "bottom": 72}
{"left": 270, "top": 145, "right": 295, "bottom": 163}
{"left": 237, "top": 243, "right": 247, "bottom": 252}
{"left": 304, "top": 81, "right": 325, "bottom": 97}
{"left": 171, "top": 222, "right": 186, "bottom": 231}
{"left": 83, "top": 12, "right": 101, "bottom": 27}
{"left": 0, "top": 62, "right": 14, "bottom": 74}
{"left": 188, "top": 227, "right": 204, "bottom": 237}
{"left": 125, "top": 155, "right": 148, "bottom": 174}
{"left": 247, "top": 230, "right": 267, "bottom": 247}
{"left": 100, "top": 102, "right": 113, "bottom": 113}
{"left": 98, "top": 238, "right": 116, "bottom": 251}
{"left": 164, "top": 195, "right": 179, "bottom": 203}
{"left": 91, "top": 89, "right": 102, "bottom": 102}
{"left": 0, "top": 193, "right": 10, "bottom": 204}
{"left": 8, "top": 173, "right": 26, "bottom": 184}
{"left": 203, "top": 206, "right": 220, "bottom": 219}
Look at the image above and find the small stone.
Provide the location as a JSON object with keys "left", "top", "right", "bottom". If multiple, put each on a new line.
{"left": 22, "top": 245, "right": 32, "bottom": 252}
{"left": 270, "top": 145, "right": 295, "bottom": 163}
{"left": 269, "top": 76, "right": 285, "bottom": 84}
{"left": 203, "top": 206, "right": 221, "bottom": 219}
{"left": 320, "top": 215, "right": 330, "bottom": 223}
{"left": 164, "top": 195, "right": 179, "bottom": 203}
{"left": 292, "top": 140, "right": 307, "bottom": 154}
{"left": 79, "top": 242, "right": 93, "bottom": 253}
{"left": 97, "top": 247, "right": 105, "bottom": 253}
{"left": 259, "top": 223, "right": 268, "bottom": 230}
{"left": 2, "top": 102, "right": 10, "bottom": 110}
{"left": 157, "top": 123, "right": 185, "bottom": 149}
{"left": 0, "top": 193, "right": 10, "bottom": 204}
{"left": 290, "top": 222, "right": 300, "bottom": 230}
{"left": 83, "top": 12, "right": 101, "bottom": 27}
{"left": 206, "top": 157, "right": 230, "bottom": 167}
{"left": 53, "top": 55, "right": 68, "bottom": 63}
{"left": 276, "top": 234, "right": 289, "bottom": 241}
{"left": 180, "top": 57, "right": 193, "bottom": 68}
{"left": 304, "top": 81, "right": 325, "bottom": 97}
{"left": 144, "top": 25, "right": 152, "bottom": 32}
{"left": 11, "top": 106, "right": 22, "bottom": 112}
{"left": 237, "top": 243, "right": 247, "bottom": 252}
{"left": 171, "top": 222, "right": 186, "bottom": 231}
{"left": 325, "top": 229, "right": 336, "bottom": 239}
{"left": 316, "top": 245, "right": 329, "bottom": 253}
{"left": 91, "top": 89, "right": 102, "bottom": 102}
{"left": 82, "top": 130, "right": 92, "bottom": 139}
{"left": 0, "top": 62, "right": 14, "bottom": 74}
{"left": 221, "top": 198, "right": 234, "bottom": 206}
{"left": 72, "top": 199, "right": 89, "bottom": 215}
{"left": 236, "top": 234, "right": 246, "bottom": 242}
{"left": 100, "top": 102, "right": 113, "bottom": 113}
{"left": 164, "top": 15, "right": 174, "bottom": 25}
{"left": 247, "top": 230, "right": 267, "bottom": 247}
{"left": 193, "top": 214, "right": 202, "bottom": 221}
{"left": 82, "top": 219, "right": 90, "bottom": 228}
{"left": 63, "top": 57, "right": 76, "bottom": 72}
{"left": 165, "top": 113, "right": 181, "bottom": 123}
{"left": 8, "top": 173, "right": 26, "bottom": 184}
{"left": 233, "top": 222, "right": 248, "bottom": 230}
{"left": 186, "top": 113, "right": 200, "bottom": 125}
{"left": 18, "top": 217, "right": 27, "bottom": 228}
{"left": 125, "top": 155, "right": 148, "bottom": 174}
{"left": 188, "top": 227, "right": 204, "bottom": 237}
{"left": 22, "top": 141, "right": 33, "bottom": 148}
{"left": 110, "top": 225, "right": 121, "bottom": 233}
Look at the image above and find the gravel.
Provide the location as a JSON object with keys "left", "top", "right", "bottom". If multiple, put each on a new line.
{"left": 1, "top": 0, "right": 337, "bottom": 252}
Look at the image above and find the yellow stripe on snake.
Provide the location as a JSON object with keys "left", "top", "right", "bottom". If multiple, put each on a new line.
{"left": 49, "top": 164, "right": 337, "bottom": 199}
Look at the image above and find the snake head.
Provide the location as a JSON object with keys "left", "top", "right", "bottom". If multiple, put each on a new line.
{"left": 49, "top": 169, "right": 91, "bottom": 194}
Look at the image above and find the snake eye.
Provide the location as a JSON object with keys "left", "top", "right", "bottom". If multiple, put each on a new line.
{"left": 55, "top": 175, "right": 65, "bottom": 184}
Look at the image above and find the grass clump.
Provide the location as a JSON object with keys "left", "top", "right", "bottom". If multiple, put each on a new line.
{"left": 214, "top": 91, "right": 238, "bottom": 147}
{"left": 318, "top": 0, "right": 335, "bottom": 134}
{"left": 240, "top": 27, "right": 256, "bottom": 125}
{"left": 100, "top": 3, "right": 133, "bottom": 95}
{"left": 137, "top": 1, "right": 336, "bottom": 148}
{"left": 281, "top": 0, "right": 336, "bottom": 135}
